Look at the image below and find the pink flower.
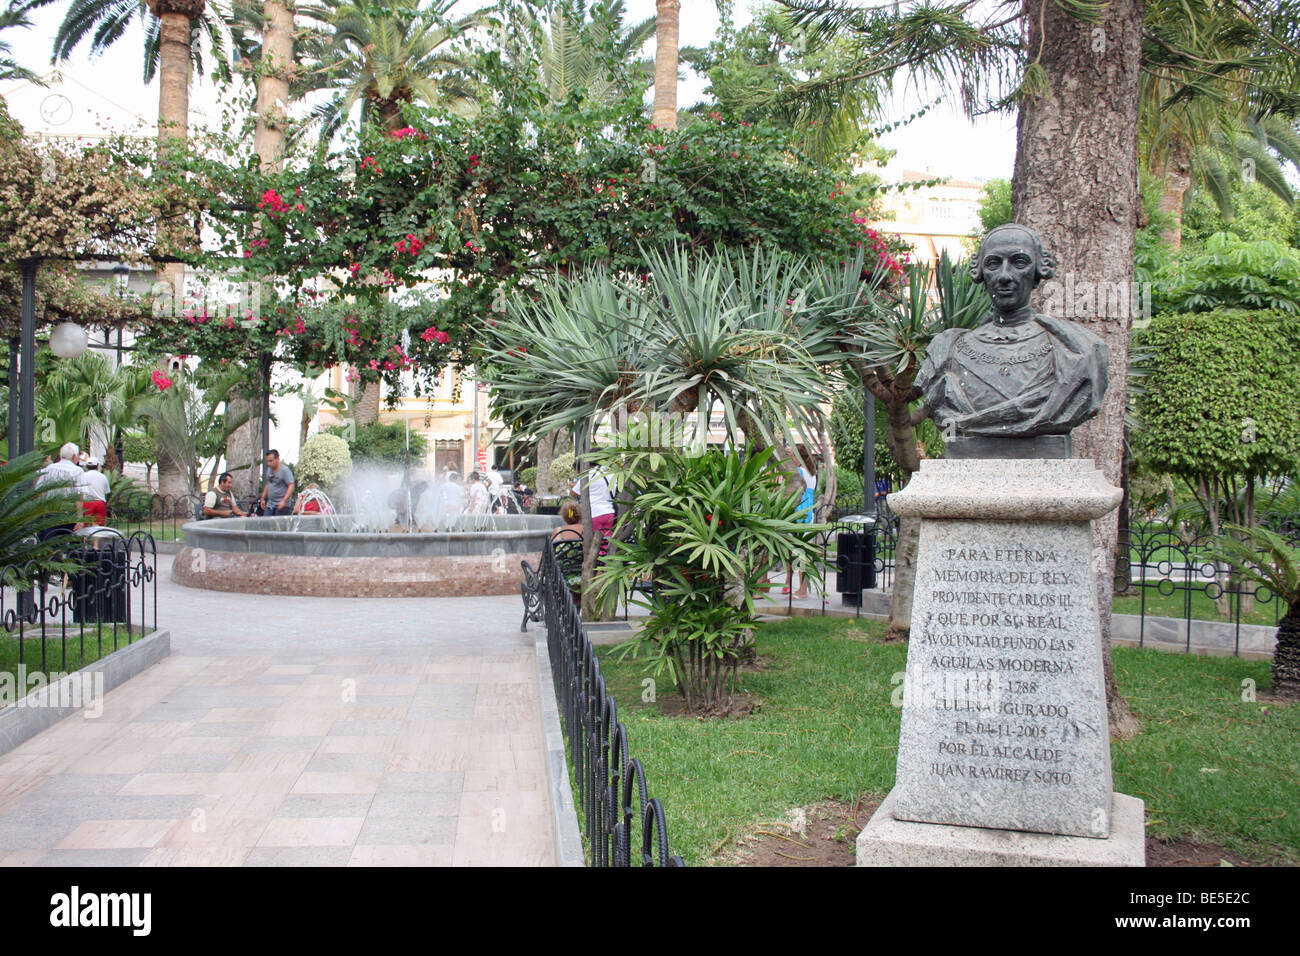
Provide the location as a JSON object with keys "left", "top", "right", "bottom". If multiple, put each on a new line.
{"left": 258, "top": 189, "right": 290, "bottom": 216}
{"left": 151, "top": 369, "right": 173, "bottom": 391}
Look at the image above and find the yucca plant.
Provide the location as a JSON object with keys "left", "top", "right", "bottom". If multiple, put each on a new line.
{"left": 1211, "top": 524, "right": 1300, "bottom": 700}
{"left": 594, "top": 446, "right": 821, "bottom": 712}
{"left": 483, "top": 245, "right": 852, "bottom": 618}
{"left": 0, "top": 452, "right": 80, "bottom": 572}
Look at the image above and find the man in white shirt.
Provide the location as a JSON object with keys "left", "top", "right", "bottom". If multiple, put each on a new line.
{"left": 37, "top": 442, "right": 85, "bottom": 536}
{"left": 77, "top": 456, "right": 111, "bottom": 525}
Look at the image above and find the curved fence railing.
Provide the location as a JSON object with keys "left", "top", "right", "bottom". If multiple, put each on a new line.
{"left": 0, "top": 530, "right": 158, "bottom": 680}
{"left": 537, "top": 538, "right": 685, "bottom": 867}
{"left": 1115, "top": 516, "right": 1298, "bottom": 655}
{"left": 787, "top": 500, "right": 1296, "bottom": 657}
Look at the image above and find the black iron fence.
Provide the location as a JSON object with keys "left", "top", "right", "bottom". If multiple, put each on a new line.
{"left": 1115, "top": 517, "right": 1296, "bottom": 655}
{"left": 779, "top": 503, "right": 1294, "bottom": 657}
{"left": 0, "top": 530, "right": 158, "bottom": 679}
{"left": 106, "top": 493, "right": 203, "bottom": 543}
{"left": 536, "top": 538, "right": 685, "bottom": 867}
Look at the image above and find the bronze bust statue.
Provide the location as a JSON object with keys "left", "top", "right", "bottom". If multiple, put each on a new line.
{"left": 916, "top": 224, "right": 1109, "bottom": 446}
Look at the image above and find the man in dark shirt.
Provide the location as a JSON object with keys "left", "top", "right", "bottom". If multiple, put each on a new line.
{"left": 259, "top": 450, "right": 296, "bottom": 516}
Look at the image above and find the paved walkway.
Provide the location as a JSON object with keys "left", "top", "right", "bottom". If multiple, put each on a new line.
{"left": 0, "top": 555, "right": 556, "bottom": 866}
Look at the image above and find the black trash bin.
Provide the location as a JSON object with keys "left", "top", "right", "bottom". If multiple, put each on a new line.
{"left": 70, "top": 531, "right": 129, "bottom": 625}
{"left": 835, "top": 517, "right": 877, "bottom": 607}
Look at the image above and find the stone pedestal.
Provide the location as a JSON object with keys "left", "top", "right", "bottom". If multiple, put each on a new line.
{"left": 858, "top": 457, "right": 1145, "bottom": 866}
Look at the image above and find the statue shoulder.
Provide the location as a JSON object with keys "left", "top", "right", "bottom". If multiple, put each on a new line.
{"left": 1035, "top": 314, "right": 1108, "bottom": 355}
{"left": 927, "top": 325, "right": 970, "bottom": 359}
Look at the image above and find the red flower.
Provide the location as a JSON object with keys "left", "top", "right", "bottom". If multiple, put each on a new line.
{"left": 151, "top": 369, "right": 173, "bottom": 391}
{"left": 258, "top": 189, "right": 290, "bottom": 216}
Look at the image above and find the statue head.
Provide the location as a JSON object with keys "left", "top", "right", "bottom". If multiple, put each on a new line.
{"left": 969, "top": 224, "right": 1057, "bottom": 316}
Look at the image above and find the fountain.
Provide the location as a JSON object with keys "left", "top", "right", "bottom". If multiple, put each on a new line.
{"left": 174, "top": 471, "right": 561, "bottom": 598}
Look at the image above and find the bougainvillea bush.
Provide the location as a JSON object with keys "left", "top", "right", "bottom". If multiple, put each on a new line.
{"left": 153, "top": 61, "right": 909, "bottom": 397}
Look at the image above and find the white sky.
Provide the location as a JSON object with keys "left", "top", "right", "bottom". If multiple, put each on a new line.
{"left": 6, "top": 0, "right": 1015, "bottom": 182}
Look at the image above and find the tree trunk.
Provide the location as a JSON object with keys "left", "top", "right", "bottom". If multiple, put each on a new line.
{"left": 155, "top": 450, "right": 190, "bottom": 501}
{"left": 253, "top": 1, "right": 294, "bottom": 171}
{"left": 652, "top": 0, "right": 680, "bottom": 130}
{"left": 226, "top": 1, "right": 296, "bottom": 495}
{"left": 224, "top": 395, "right": 263, "bottom": 499}
{"left": 354, "top": 380, "right": 381, "bottom": 425}
{"left": 1272, "top": 604, "right": 1300, "bottom": 701}
{"left": 1155, "top": 141, "right": 1192, "bottom": 253}
{"left": 536, "top": 430, "right": 565, "bottom": 495}
{"left": 1011, "top": 0, "right": 1144, "bottom": 738}
{"left": 882, "top": 395, "right": 922, "bottom": 641}
{"left": 155, "top": 8, "right": 194, "bottom": 304}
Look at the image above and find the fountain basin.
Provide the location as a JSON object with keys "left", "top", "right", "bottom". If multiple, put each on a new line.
{"left": 173, "top": 514, "right": 562, "bottom": 598}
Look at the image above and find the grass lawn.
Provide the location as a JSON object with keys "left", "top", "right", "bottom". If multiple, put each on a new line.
{"left": 107, "top": 521, "right": 186, "bottom": 543}
{"left": 0, "top": 627, "right": 143, "bottom": 696}
{"left": 595, "top": 616, "right": 1298, "bottom": 865}
{"left": 1113, "top": 587, "right": 1284, "bottom": 628}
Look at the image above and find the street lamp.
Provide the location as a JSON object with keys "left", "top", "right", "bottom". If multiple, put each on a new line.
{"left": 48, "top": 321, "right": 89, "bottom": 359}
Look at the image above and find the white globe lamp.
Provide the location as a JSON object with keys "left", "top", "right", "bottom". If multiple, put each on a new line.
{"left": 49, "top": 322, "right": 89, "bottom": 359}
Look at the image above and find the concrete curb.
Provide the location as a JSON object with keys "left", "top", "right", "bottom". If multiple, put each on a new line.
{"left": 0, "top": 629, "right": 171, "bottom": 758}
{"left": 534, "top": 628, "right": 585, "bottom": 867}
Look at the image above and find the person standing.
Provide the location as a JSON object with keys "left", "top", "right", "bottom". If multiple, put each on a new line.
{"left": 784, "top": 450, "right": 817, "bottom": 599}
{"left": 572, "top": 462, "right": 616, "bottom": 555}
{"left": 259, "top": 450, "right": 296, "bottom": 517}
{"left": 37, "top": 442, "right": 85, "bottom": 538}
{"left": 77, "top": 457, "right": 111, "bottom": 526}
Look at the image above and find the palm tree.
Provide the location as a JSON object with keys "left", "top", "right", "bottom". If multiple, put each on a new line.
{"left": 0, "top": 2, "right": 41, "bottom": 82}
{"left": 1213, "top": 524, "right": 1300, "bottom": 700}
{"left": 1140, "top": 0, "right": 1300, "bottom": 250}
{"left": 295, "top": 0, "right": 487, "bottom": 141}
{"left": 651, "top": 0, "right": 678, "bottom": 128}
{"left": 506, "top": 0, "right": 655, "bottom": 108}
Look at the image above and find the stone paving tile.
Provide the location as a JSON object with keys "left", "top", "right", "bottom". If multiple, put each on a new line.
{"left": 367, "top": 791, "right": 459, "bottom": 818}
{"left": 326, "top": 719, "right": 406, "bottom": 736}
{"left": 237, "top": 736, "right": 321, "bottom": 754}
{"left": 140, "top": 847, "right": 251, "bottom": 866}
{"left": 304, "top": 753, "right": 390, "bottom": 774}
{"left": 222, "top": 751, "right": 314, "bottom": 775}
{"left": 316, "top": 736, "right": 396, "bottom": 755}
{"left": 291, "top": 772, "right": 384, "bottom": 795}
{"left": 244, "top": 847, "right": 352, "bottom": 866}
{"left": 376, "top": 771, "right": 463, "bottom": 793}
{"left": 357, "top": 815, "right": 457, "bottom": 846}
{"left": 37, "top": 849, "right": 154, "bottom": 867}
{"left": 27, "top": 774, "right": 134, "bottom": 797}
{"left": 276, "top": 794, "right": 375, "bottom": 818}
{"left": 348, "top": 845, "right": 452, "bottom": 866}
{"left": 256, "top": 817, "right": 364, "bottom": 847}
{"left": 0, "top": 822, "right": 80, "bottom": 850}
{"left": 143, "top": 753, "right": 236, "bottom": 774}
{"left": 185, "top": 722, "right": 262, "bottom": 738}
{"left": 56, "top": 819, "right": 175, "bottom": 850}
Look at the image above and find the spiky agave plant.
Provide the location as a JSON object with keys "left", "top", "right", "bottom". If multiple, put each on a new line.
{"left": 1212, "top": 524, "right": 1300, "bottom": 700}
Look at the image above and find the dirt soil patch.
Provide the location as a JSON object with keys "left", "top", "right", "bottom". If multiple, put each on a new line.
{"left": 726, "top": 796, "right": 1280, "bottom": 867}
